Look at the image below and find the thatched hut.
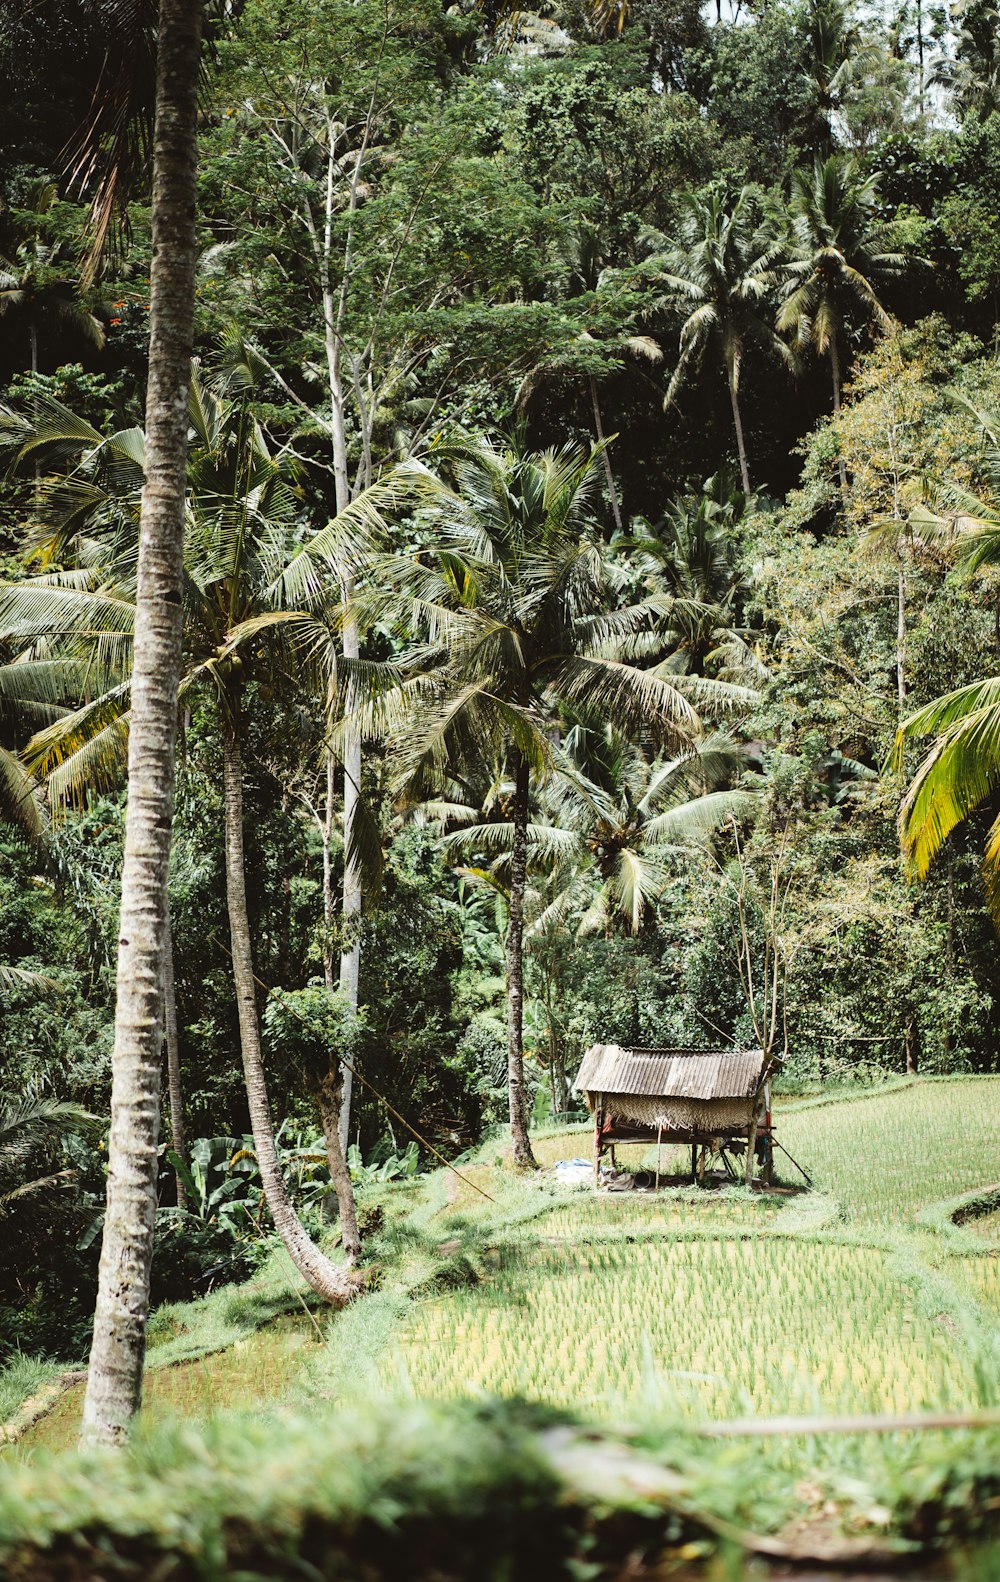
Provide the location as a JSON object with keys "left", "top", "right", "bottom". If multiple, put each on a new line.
{"left": 573, "top": 1044, "right": 774, "bottom": 1185}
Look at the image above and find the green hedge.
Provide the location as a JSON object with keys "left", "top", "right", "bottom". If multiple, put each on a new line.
{"left": 6, "top": 1396, "right": 1000, "bottom": 1577}
{"left": 0, "top": 1401, "right": 692, "bottom": 1581}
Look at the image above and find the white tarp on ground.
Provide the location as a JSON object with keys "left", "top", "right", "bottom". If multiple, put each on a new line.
{"left": 553, "top": 1158, "right": 592, "bottom": 1186}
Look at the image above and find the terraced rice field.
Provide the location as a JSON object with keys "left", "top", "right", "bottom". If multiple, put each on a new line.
{"left": 778, "top": 1079, "right": 1000, "bottom": 1222}
{"left": 385, "top": 1237, "right": 974, "bottom": 1420}
{"left": 955, "top": 1256, "right": 1000, "bottom": 1319}
{"left": 14, "top": 1077, "right": 1000, "bottom": 1460}
{"left": 537, "top": 1188, "right": 784, "bottom": 1237}
{"left": 20, "top": 1316, "right": 319, "bottom": 1455}
{"left": 368, "top": 1078, "right": 1000, "bottom": 1435}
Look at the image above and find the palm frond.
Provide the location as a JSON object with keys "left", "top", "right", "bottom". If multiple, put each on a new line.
{"left": 644, "top": 787, "right": 757, "bottom": 843}
{"left": 0, "top": 964, "right": 60, "bottom": 996}
{"left": 0, "top": 745, "right": 44, "bottom": 838}
{"left": 64, "top": 0, "right": 158, "bottom": 281}
{"left": 549, "top": 656, "right": 699, "bottom": 744}
{"left": 343, "top": 789, "right": 384, "bottom": 903}
{"left": 25, "top": 686, "right": 132, "bottom": 807}
{"left": 897, "top": 678, "right": 1000, "bottom": 877}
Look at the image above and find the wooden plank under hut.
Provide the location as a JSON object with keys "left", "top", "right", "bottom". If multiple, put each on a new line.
{"left": 572, "top": 1044, "right": 778, "bottom": 1188}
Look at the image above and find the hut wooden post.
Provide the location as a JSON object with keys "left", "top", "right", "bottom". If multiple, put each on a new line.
{"left": 593, "top": 1096, "right": 602, "bottom": 1188}
{"left": 762, "top": 1082, "right": 773, "bottom": 1186}
{"left": 690, "top": 1142, "right": 697, "bottom": 1183}
{"left": 655, "top": 1122, "right": 663, "bottom": 1192}
{"left": 745, "top": 1101, "right": 761, "bottom": 1187}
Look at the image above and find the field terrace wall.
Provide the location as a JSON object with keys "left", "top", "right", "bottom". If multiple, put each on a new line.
{"left": 573, "top": 1045, "right": 773, "bottom": 1185}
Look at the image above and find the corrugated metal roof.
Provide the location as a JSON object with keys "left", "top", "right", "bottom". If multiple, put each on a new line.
{"left": 573, "top": 1044, "right": 767, "bottom": 1102}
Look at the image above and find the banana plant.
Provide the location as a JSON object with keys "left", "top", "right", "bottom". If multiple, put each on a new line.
{"left": 164, "top": 1135, "right": 258, "bottom": 1225}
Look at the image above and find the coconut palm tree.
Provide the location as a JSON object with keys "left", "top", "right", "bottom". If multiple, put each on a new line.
{"left": 799, "top": 0, "right": 883, "bottom": 152}
{"left": 930, "top": 0, "right": 1000, "bottom": 120}
{"left": 447, "top": 724, "right": 754, "bottom": 939}
{"left": 651, "top": 189, "right": 792, "bottom": 497}
{"left": 364, "top": 436, "right": 740, "bottom": 1166}
{"left": 0, "top": 182, "right": 105, "bottom": 376}
{"left": 0, "top": 376, "right": 415, "bottom": 1301}
{"left": 895, "top": 419, "right": 1000, "bottom": 911}
{"left": 0, "top": 1084, "right": 94, "bottom": 1214}
{"left": 43, "top": 0, "right": 205, "bottom": 1445}
{"left": 434, "top": 725, "right": 755, "bottom": 1120}
{"left": 47, "top": 0, "right": 263, "bottom": 1446}
{"left": 617, "top": 477, "right": 768, "bottom": 687}
{"left": 778, "top": 156, "right": 911, "bottom": 489}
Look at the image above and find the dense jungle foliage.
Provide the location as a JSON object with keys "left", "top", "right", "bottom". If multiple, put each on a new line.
{"left": 4, "top": 0, "right": 1000, "bottom": 1364}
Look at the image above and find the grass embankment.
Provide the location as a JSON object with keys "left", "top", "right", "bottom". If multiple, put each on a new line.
{"left": 4, "top": 1076, "right": 1000, "bottom": 1577}
{"left": 0, "top": 1240, "right": 330, "bottom": 1448}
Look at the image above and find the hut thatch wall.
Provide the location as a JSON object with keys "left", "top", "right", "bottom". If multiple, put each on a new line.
{"left": 573, "top": 1044, "right": 768, "bottom": 1136}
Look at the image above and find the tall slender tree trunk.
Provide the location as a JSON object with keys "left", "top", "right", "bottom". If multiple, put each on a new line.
{"left": 318, "top": 741, "right": 361, "bottom": 1259}
{"left": 338, "top": 584, "right": 362, "bottom": 1155}
{"left": 222, "top": 689, "right": 359, "bottom": 1305}
{"left": 727, "top": 370, "right": 752, "bottom": 497}
{"left": 506, "top": 755, "right": 537, "bottom": 1169}
{"left": 317, "top": 1068, "right": 361, "bottom": 1259}
{"left": 905, "top": 1017, "right": 918, "bottom": 1075}
{"left": 29, "top": 319, "right": 41, "bottom": 497}
{"left": 896, "top": 558, "right": 906, "bottom": 718}
{"left": 163, "top": 904, "right": 187, "bottom": 1209}
{"left": 589, "top": 376, "right": 623, "bottom": 533}
{"left": 886, "top": 391, "right": 905, "bottom": 718}
{"left": 830, "top": 331, "right": 848, "bottom": 492}
{"left": 80, "top": 0, "right": 203, "bottom": 1448}
{"left": 324, "top": 292, "right": 363, "bottom": 1155}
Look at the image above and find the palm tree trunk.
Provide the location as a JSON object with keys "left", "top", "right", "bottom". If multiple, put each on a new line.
{"left": 830, "top": 329, "right": 842, "bottom": 412}
{"left": 80, "top": 0, "right": 203, "bottom": 1448}
{"left": 222, "top": 688, "right": 359, "bottom": 1306}
{"left": 830, "top": 330, "right": 848, "bottom": 492}
{"left": 905, "top": 1016, "right": 918, "bottom": 1075}
{"left": 163, "top": 904, "right": 187, "bottom": 1209}
{"left": 506, "top": 754, "right": 537, "bottom": 1169}
{"left": 29, "top": 319, "right": 40, "bottom": 498}
{"left": 727, "top": 372, "right": 752, "bottom": 497}
{"left": 589, "top": 376, "right": 623, "bottom": 533}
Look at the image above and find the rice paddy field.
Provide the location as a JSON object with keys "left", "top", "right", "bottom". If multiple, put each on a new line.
{"left": 955, "top": 1256, "right": 1000, "bottom": 1318}
{"left": 779, "top": 1077, "right": 1000, "bottom": 1221}
{"left": 23, "top": 1315, "right": 319, "bottom": 1455}
{"left": 384, "top": 1238, "right": 974, "bottom": 1419}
